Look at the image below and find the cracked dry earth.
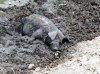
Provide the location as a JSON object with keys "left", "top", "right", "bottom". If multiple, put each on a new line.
{"left": 0, "top": 1, "right": 100, "bottom": 74}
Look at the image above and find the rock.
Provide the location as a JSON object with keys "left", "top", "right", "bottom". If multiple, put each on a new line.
{"left": 35, "top": 67, "right": 41, "bottom": 72}
{"left": 28, "top": 64, "right": 35, "bottom": 69}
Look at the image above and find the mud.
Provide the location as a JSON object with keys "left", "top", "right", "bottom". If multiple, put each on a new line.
{"left": 0, "top": 1, "right": 100, "bottom": 74}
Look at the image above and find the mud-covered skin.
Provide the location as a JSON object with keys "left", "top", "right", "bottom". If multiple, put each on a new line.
{"left": 23, "top": 14, "right": 69, "bottom": 41}
{"left": 21, "top": 14, "right": 63, "bottom": 51}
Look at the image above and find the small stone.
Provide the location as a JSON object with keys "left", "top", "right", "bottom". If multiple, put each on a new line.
{"left": 28, "top": 64, "right": 35, "bottom": 69}
{"left": 35, "top": 67, "right": 41, "bottom": 72}
{"left": 8, "top": 2, "right": 11, "bottom": 5}
{"left": 54, "top": 51, "right": 61, "bottom": 58}
{"left": 55, "top": 52, "right": 59, "bottom": 57}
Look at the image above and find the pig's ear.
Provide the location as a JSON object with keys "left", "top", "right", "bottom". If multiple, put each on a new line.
{"left": 48, "top": 31, "right": 58, "bottom": 40}
{"left": 61, "top": 37, "right": 70, "bottom": 44}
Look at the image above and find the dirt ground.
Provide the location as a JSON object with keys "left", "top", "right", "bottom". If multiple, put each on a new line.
{"left": 31, "top": 36, "right": 100, "bottom": 74}
{"left": 0, "top": 1, "right": 100, "bottom": 74}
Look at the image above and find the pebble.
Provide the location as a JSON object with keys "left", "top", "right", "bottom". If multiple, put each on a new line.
{"left": 28, "top": 64, "right": 35, "bottom": 69}
{"left": 35, "top": 67, "right": 41, "bottom": 72}
{"left": 8, "top": 2, "right": 11, "bottom": 5}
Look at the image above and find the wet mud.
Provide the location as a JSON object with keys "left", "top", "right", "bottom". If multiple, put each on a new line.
{"left": 0, "top": 1, "right": 100, "bottom": 74}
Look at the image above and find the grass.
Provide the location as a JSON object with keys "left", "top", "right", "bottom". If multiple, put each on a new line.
{"left": 0, "top": 0, "right": 6, "bottom": 4}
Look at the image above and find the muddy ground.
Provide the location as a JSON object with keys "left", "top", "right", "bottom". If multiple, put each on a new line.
{"left": 0, "top": 1, "right": 100, "bottom": 74}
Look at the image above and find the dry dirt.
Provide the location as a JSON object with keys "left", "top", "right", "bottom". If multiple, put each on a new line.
{"left": 31, "top": 36, "right": 100, "bottom": 74}
{"left": 0, "top": 1, "right": 100, "bottom": 74}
